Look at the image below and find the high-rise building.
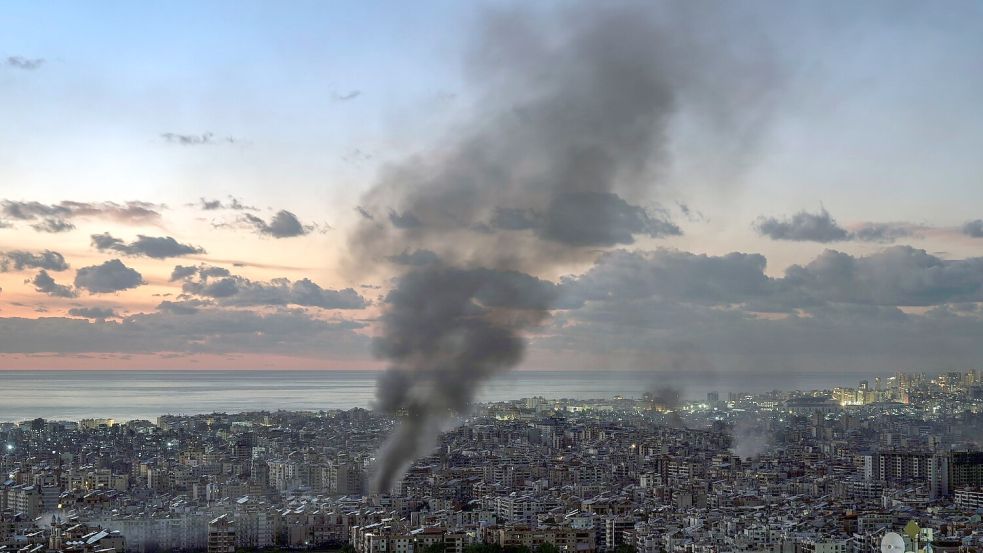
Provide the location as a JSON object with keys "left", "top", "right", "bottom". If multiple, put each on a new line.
{"left": 930, "top": 451, "right": 983, "bottom": 497}
{"left": 864, "top": 451, "right": 932, "bottom": 483}
{"left": 208, "top": 514, "right": 236, "bottom": 553}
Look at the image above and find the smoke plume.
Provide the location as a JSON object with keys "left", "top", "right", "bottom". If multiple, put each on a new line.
{"left": 643, "top": 385, "right": 686, "bottom": 429}
{"left": 351, "top": 1, "right": 779, "bottom": 493}
{"left": 730, "top": 417, "right": 771, "bottom": 459}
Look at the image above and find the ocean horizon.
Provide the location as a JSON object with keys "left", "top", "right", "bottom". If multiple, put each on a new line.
{"left": 0, "top": 368, "right": 904, "bottom": 422}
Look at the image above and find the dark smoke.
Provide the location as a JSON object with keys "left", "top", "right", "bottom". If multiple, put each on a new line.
{"left": 350, "top": 1, "right": 779, "bottom": 493}
{"left": 370, "top": 267, "right": 557, "bottom": 490}
{"left": 643, "top": 386, "right": 686, "bottom": 429}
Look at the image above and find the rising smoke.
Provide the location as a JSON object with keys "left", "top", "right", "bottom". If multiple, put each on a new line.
{"left": 350, "top": 1, "right": 779, "bottom": 493}
{"left": 730, "top": 417, "right": 771, "bottom": 459}
{"left": 643, "top": 385, "right": 686, "bottom": 429}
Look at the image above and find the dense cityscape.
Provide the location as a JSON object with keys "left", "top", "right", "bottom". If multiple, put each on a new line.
{"left": 2, "top": 371, "right": 982, "bottom": 553}
{"left": 6, "top": 1, "right": 983, "bottom": 553}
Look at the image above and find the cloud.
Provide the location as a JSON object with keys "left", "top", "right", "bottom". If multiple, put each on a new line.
{"left": 198, "top": 196, "right": 256, "bottom": 211}
{"left": 31, "top": 218, "right": 76, "bottom": 233}
{"left": 174, "top": 265, "right": 368, "bottom": 309}
{"left": 157, "top": 299, "right": 209, "bottom": 315}
{"left": 30, "top": 270, "right": 76, "bottom": 298}
{"left": 239, "top": 210, "right": 316, "bottom": 238}
{"left": 560, "top": 246, "right": 983, "bottom": 312}
{"left": 755, "top": 208, "right": 924, "bottom": 244}
{"left": 754, "top": 208, "right": 849, "bottom": 242}
{"left": 5, "top": 56, "right": 44, "bottom": 70}
{"left": 160, "top": 132, "right": 239, "bottom": 146}
{"left": 331, "top": 90, "right": 362, "bottom": 102}
{"left": 169, "top": 265, "right": 202, "bottom": 282}
{"left": 91, "top": 232, "right": 205, "bottom": 258}
{"left": 0, "top": 200, "right": 163, "bottom": 228}
{"left": 68, "top": 307, "right": 117, "bottom": 320}
{"left": 560, "top": 249, "right": 773, "bottom": 308}
{"left": 850, "top": 222, "right": 918, "bottom": 244}
{"left": 73, "top": 259, "right": 144, "bottom": 294}
{"left": 0, "top": 250, "right": 69, "bottom": 272}
{"left": 783, "top": 246, "right": 983, "bottom": 306}
{"left": 541, "top": 293, "right": 983, "bottom": 374}
{"left": 535, "top": 246, "right": 983, "bottom": 373}
{"left": 962, "top": 220, "right": 983, "bottom": 238}
{"left": 0, "top": 309, "right": 368, "bottom": 357}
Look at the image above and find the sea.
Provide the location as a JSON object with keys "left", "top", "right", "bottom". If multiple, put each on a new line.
{"left": 0, "top": 369, "right": 894, "bottom": 422}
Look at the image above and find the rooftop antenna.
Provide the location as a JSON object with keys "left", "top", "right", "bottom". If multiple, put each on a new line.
{"left": 881, "top": 532, "right": 906, "bottom": 553}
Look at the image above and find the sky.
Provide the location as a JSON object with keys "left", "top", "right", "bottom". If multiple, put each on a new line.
{"left": 2, "top": 0, "right": 983, "bottom": 373}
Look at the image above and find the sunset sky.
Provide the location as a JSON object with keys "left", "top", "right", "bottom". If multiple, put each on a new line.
{"left": 3, "top": 0, "right": 983, "bottom": 372}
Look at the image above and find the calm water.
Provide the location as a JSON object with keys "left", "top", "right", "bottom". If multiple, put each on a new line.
{"left": 0, "top": 369, "right": 885, "bottom": 422}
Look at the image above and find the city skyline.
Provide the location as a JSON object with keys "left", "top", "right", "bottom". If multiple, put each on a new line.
{"left": 5, "top": 3, "right": 983, "bottom": 552}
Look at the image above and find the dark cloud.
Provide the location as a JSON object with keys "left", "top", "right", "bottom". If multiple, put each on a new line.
{"left": 561, "top": 249, "right": 773, "bottom": 308}
{"left": 169, "top": 265, "right": 201, "bottom": 282}
{"left": 527, "top": 245, "right": 983, "bottom": 374}
{"left": 91, "top": 232, "right": 205, "bottom": 258}
{"left": 851, "top": 222, "right": 918, "bottom": 244}
{"left": 561, "top": 246, "right": 983, "bottom": 312}
{"left": 756, "top": 208, "right": 924, "bottom": 244}
{"left": 30, "top": 270, "right": 76, "bottom": 298}
{"left": 2, "top": 201, "right": 67, "bottom": 220}
{"left": 198, "top": 196, "right": 256, "bottom": 211}
{"left": 0, "top": 250, "right": 69, "bottom": 272}
{"left": 962, "top": 219, "right": 983, "bottom": 238}
{"left": 5, "top": 56, "right": 44, "bottom": 70}
{"left": 31, "top": 218, "right": 76, "bottom": 233}
{"left": 73, "top": 259, "right": 145, "bottom": 294}
{"left": 175, "top": 265, "right": 367, "bottom": 309}
{"left": 784, "top": 246, "right": 983, "bottom": 306}
{"left": 68, "top": 307, "right": 117, "bottom": 320}
{"left": 239, "top": 210, "right": 316, "bottom": 238}
{"left": 754, "top": 208, "right": 849, "bottom": 242}
{"left": 0, "top": 200, "right": 162, "bottom": 228}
